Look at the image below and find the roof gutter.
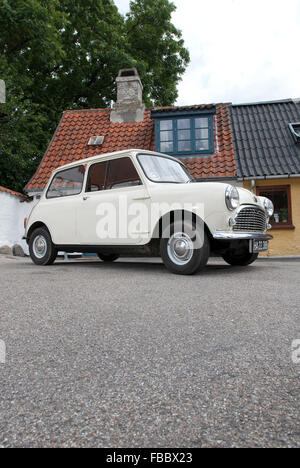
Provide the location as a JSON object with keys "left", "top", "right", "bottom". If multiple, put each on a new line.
{"left": 238, "top": 174, "right": 300, "bottom": 180}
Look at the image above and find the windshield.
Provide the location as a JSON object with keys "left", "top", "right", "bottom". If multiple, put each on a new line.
{"left": 138, "top": 154, "right": 193, "bottom": 184}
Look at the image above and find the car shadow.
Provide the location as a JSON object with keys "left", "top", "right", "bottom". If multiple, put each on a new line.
{"left": 42, "top": 257, "right": 271, "bottom": 277}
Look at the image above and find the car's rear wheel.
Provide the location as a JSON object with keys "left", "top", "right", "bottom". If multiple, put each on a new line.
{"left": 97, "top": 253, "right": 120, "bottom": 262}
{"left": 29, "top": 227, "right": 57, "bottom": 265}
{"left": 160, "top": 220, "right": 210, "bottom": 275}
{"left": 222, "top": 251, "right": 258, "bottom": 266}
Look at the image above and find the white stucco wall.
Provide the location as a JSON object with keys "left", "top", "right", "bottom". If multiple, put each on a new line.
{"left": 0, "top": 192, "right": 36, "bottom": 255}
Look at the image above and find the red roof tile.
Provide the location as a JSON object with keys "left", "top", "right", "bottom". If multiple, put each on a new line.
{"left": 0, "top": 186, "right": 28, "bottom": 199}
{"left": 25, "top": 104, "right": 236, "bottom": 191}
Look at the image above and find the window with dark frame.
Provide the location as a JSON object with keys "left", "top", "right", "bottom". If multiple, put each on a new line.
{"left": 156, "top": 115, "right": 214, "bottom": 155}
{"left": 47, "top": 165, "right": 85, "bottom": 198}
{"left": 86, "top": 161, "right": 107, "bottom": 192}
{"left": 288, "top": 122, "right": 300, "bottom": 142}
{"left": 86, "top": 157, "right": 142, "bottom": 193}
{"left": 256, "top": 185, "right": 293, "bottom": 228}
{"left": 106, "top": 157, "right": 142, "bottom": 189}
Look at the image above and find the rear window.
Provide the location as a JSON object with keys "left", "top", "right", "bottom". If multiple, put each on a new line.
{"left": 47, "top": 166, "right": 85, "bottom": 198}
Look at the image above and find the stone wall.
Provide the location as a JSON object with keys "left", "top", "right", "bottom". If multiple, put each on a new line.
{"left": 0, "top": 192, "right": 36, "bottom": 255}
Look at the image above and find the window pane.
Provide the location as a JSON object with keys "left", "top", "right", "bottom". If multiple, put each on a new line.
{"left": 86, "top": 161, "right": 107, "bottom": 192}
{"left": 138, "top": 154, "right": 192, "bottom": 183}
{"left": 160, "top": 130, "right": 173, "bottom": 142}
{"left": 106, "top": 157, "right": 141, "bottom": 189}
{"left": 178, "top": 129, "right": 191, "bottom": 140}
{"left": 160, "top": 141, "right": 174, "bottom": 152}
{"left": 177, "top": 119, "right": 190, "bottom": 129}
{"left": 195, "top": 139, "right": 209, "bottom": 151}
{"left": 292, "top": 124, "right": 300, "bottom": 137}
{"left": 160, "top": 120, "right": 173, "bottom": 131}
{"left": 195, "top": 128, "right": 209, "bottom": 139}
{"left": 47, "top": 166, "right": 85, "bottom": 198}
{"left": 178, "top": 140, "right": 191, "bottom": 152}
{"left": 258, "top": 189, "right": 289, "bottom": 224}
{"left": 195, "top": 117, "right": 208, "bottom": 128}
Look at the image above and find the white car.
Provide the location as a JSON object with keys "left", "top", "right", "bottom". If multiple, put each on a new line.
{"left": 24, "top": 149, "right": 273, "bottom": 275}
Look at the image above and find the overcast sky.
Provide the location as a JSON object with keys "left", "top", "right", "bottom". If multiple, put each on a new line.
{"left": 115, "top": 0, "right": 300, "bottom": 105}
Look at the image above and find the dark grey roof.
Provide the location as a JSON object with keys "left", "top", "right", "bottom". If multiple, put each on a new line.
{"left": 229, "top": 99, "right": 300, "bottom": 178}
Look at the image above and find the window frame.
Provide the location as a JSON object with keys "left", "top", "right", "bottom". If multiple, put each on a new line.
{"left": 256, "top": 185, "right": 294, "bottom": 229}
{"left": 137, "top": 152, "right": 193, "bottom": 184}
{"left": 46, "top": 165, "right": 85, "bottom": 199}
{"left": 85, "top": 160, "right": 108, "bottom": 193}
{"left": 85, "top": 156, "right": 143, "bottom": 193}
{"left": 288, "top": 122, "right": 300, "bottom": 143}
{"left": 154, "top": 113, "right": 214, "bottom": 156}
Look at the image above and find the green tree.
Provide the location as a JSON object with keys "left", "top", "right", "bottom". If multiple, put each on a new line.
{"left": 125, "top": 0, "right": 190, "bottom": 106}
{"left": 0, "top": 0, "right": 66, "bottom": 191}
{"left": 0, "top": 0, "right": 189, "bottom": 192}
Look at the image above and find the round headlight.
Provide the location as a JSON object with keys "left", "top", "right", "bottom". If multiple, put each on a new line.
{"left": 225, "top": 185, "right": 240, "bottom": 211}
{"left": 264, "top": 198, "right": 274, "bottom": 217}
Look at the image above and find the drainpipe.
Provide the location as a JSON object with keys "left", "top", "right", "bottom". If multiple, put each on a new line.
{"left": 250, "top": 179, "right": 255, "bottom": 193}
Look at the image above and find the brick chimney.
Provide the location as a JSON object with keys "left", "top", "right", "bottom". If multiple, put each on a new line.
{"left": 110, "top": 68, "right": 145, "bottom": 123}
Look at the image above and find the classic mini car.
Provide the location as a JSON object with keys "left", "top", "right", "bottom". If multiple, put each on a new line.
{"left": 24, "top": 149, "right": 273, "bottom": 275}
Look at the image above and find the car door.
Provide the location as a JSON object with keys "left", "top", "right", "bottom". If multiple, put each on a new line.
{"left": 76, "top": 157, "right": 151, "bottom": 245}
{"left": 42, "top": 165, "right": 85, "bottom": 245}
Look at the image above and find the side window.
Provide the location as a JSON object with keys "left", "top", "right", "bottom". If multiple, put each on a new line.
{"left": 47, "top": 166, "right": 85, "bottom": 199}
{"left": 86, "top": 161, "right": 107, "bottom": 192}
{"left": 257, "top": 185, "right": 293, "bottom": 228}
{"left": 106, "top": 157, "right": 142, "bottom": 189}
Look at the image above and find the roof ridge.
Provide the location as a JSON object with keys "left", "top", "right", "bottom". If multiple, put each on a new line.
{"left": 232, "top": 98, "right": 294, "bottom": 107}
{"left": 63, "top": 108, "right": 110, "bottom": 113}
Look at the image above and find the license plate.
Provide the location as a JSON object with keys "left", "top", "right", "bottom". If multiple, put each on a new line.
{"left": 250, "top": 239, "right": 269, "bottom": 253}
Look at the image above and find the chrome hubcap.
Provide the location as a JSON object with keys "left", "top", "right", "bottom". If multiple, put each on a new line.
{"left": 167, "top": 232, "right": 194, "bottom": 265}
{"left": 33, "top": 235, "right": 47, "bottom": 259}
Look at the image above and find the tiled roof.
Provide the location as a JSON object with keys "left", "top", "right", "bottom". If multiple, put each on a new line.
{"left": 25, "top": 109, "right": 155, "bottom": 191}
{"left": 230, "top": 99, "right": 300, "bottom": 178}
{"left": 0, "top": 185, "right": 28, "bottom": 199}
{"left": 25, "top": 104, "right": 236, "bottom": 191}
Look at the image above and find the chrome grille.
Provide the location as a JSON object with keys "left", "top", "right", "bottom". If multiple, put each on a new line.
{"left": 233, "top": 206, "right": 267, "bottom": 232}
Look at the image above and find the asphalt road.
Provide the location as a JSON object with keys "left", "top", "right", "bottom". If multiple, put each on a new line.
{"left": 0, "top": 254, "right": 299, "bottom": 448}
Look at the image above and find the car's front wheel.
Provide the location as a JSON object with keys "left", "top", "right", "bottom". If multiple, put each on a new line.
{"left": 160, "top": 220, "right": 210, "bottom": 275}
{"left": 97, "top": 253, "right": 120, "bottom": 262}
{"left": 222, "top": 250, "right": 258, "bottom": 266}
{"left": 29, "top": 227, "right": 57, "bottom": 265}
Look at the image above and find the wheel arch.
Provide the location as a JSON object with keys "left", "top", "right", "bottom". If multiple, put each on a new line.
{"left": 26, "top": 221, "right": 51, "bottom": 243}
{"left": 151, "top": 209, "right": 213, "bottom": 241}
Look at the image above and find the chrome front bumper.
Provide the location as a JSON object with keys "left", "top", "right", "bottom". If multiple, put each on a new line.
{"left": 213, "top": 232, "right": 273, "bottom": 241}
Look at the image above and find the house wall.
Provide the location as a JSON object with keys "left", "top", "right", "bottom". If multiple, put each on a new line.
{"left": 0, "top": 192, "right": 36, "bottom": 255}
{"left": 243, "top": 177, "right": 300, "bottom": 256}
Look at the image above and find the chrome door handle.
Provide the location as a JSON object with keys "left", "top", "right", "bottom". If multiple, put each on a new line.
{"left": 83, "top": 195, "right": 90, "bottom": 201}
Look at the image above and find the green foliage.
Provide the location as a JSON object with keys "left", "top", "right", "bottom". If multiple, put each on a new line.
{"left": 125, "top": 0, "right": 190, "bottom": 106}
{"left": 0, "top": 0, "right": 189, "bottom": 192}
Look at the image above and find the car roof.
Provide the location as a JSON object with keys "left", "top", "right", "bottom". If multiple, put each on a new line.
{"left": 51, "top": 149, "right": 184, "bottom": 174}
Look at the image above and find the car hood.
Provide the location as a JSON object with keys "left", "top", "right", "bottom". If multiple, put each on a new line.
{"left": 151, "top": 181, "right": 264, "bottom": 209}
